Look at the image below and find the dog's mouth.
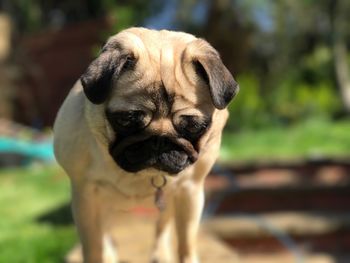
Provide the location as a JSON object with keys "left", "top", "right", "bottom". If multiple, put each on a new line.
{"left": 109, "top": 135, "right": 198, "bottom": 175}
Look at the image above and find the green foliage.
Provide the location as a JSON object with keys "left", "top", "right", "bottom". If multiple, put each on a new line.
{"left": 270, "top": 45, "right": 341, "bottom": 123}
{"left": 228, "top": 73, "right": 269, "bottom": 129}
{"left": 109, "top": 6, "right": 140, "bottom": 32}
{"left": 229, "top": 45, "right": 342, "bottom": 129}
{"left": 104, "top": 0, "right": 164, "bottom": 33}
{"left": 271, "top": 81, "right": 340, "bottom": 122}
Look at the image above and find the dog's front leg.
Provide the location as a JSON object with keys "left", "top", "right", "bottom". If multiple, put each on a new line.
{"left": 174, "top": 181, "right": 204, "bottom": 263}
{"left": 71, "top": 182, "right": 104, "bottom": 263}
{"left": 151, "top": 199, "right": 174, "bottom": 263}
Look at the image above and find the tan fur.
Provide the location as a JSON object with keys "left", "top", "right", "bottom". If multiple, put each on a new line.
{"left": 54, "top": 27, "right": 236, "bottom": 263}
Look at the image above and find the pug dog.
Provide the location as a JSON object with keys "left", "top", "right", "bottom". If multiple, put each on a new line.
{"left": 54, "top": 27, "right": 238, "bottom": 263}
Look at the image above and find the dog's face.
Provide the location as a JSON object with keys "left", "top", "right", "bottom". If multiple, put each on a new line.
{"left": 81, "top": 28, "right": 238, "bottom": 175}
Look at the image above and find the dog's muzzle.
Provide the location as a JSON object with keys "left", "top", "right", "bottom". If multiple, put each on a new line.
{"left": 109, "top": 135, "right": 198, "bottom": 174}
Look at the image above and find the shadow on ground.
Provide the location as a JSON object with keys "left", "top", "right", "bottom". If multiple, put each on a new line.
{"left": 37, "top": 203, "right": 74, "bottom": 225}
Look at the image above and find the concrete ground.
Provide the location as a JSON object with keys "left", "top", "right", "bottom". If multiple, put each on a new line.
{"left": 65, "top": 213, "right": 239, "bottom": 263}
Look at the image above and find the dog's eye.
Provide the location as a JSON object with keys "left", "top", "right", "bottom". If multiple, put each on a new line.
{"left": 122, "top": 55, "right": 136, "bottom": 71}
{"left": 116, "top": 111, "right": 144, "bottom": 126}
{"left": 176, "top": 115, "right": 210, "bottom": 139}
{"left": 106, "top": 110, "right": 146, "bottom": 130}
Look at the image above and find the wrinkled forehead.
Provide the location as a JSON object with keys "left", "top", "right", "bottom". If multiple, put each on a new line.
{"left": 110, "top": 29, "right": 195, "bottom": 80}
{"left": 106, "top": 29, "right": 213, "bottom": 112}
{"left": 114, "top": 28, "right": 195, "bottom": 57}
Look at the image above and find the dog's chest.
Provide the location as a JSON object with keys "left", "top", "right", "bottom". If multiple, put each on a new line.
{"left": 90, "top": 164, "right": 169, "bottom": 210}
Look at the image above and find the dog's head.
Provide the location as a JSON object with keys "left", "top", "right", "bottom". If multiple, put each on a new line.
{"left": 81, "top": 28, "right": 238, "bottom": 175}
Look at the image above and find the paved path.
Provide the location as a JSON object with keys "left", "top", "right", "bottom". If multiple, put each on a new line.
{"left": 66, "top": 214, "right": 239, "bottom": 263}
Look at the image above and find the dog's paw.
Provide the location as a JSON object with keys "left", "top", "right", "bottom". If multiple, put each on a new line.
{"left": 150, "top": 259, "right": 174, "bottom": 263}
{"left": 177, "top": 253, "right": 200, "bottom": 263}
{"left": 103, "top": 236, "right": 118, "bottom": 263}
{"left": 149, "top": 252, "right": 174, "bottom": 263}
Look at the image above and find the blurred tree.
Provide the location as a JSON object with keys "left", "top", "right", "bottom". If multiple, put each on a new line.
{"left": 267, "top": 0, "right": 350, "bottom": 117}
{"left": 330, "top": 0, "right": 350, "bottom": 113}
{"left": 176, "top": 0, "right": 252, "bottom": 75}
{"left": 175, "top": 0, "right": 350, "bottom": 129}
{"left": 0, "top": 0, "right": 163, "bottom": 34}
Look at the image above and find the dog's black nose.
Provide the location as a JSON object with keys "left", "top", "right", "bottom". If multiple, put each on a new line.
{"left": 150, "top": 136, "right": 177, "bottom": 154}
{"left": 150, "top": 136, "right": 165, "bottom": 151}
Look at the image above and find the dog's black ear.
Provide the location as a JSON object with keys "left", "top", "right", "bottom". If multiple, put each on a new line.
{"left": 80, "top": 43, "right": 131, "bottom": 104}
{"left": 188, "top": 40, "right": 239, "bottom": 109}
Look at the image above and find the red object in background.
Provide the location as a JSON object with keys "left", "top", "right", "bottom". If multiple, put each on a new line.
{"left": 15, "top": 18, "right": 111, "bottom": 127}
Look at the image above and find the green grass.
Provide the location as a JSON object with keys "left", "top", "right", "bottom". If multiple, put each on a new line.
{"left": 220, "top": 118, "right": 350, "bottom": 163}
{"left": 0, "top": 165, "right": 76, "bottom": 263}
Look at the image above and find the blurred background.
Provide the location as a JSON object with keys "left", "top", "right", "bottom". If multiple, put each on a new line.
{"left": 0, "top": 0, "right": 350, "bottom": 262}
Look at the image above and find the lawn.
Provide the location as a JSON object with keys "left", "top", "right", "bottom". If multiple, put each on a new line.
{"left": 0, "top": 165, "right": 76, "bottom": 263}
{"left": 220, "top": 118, "right": 350, "bottom": 163}
{"left": 0, "top": 119, "right": 349, "bottom": 262}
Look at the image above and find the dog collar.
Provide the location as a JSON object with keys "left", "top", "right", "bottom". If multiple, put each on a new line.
{"left": 151, "top": 174, "right": 167, "bottom": 211}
